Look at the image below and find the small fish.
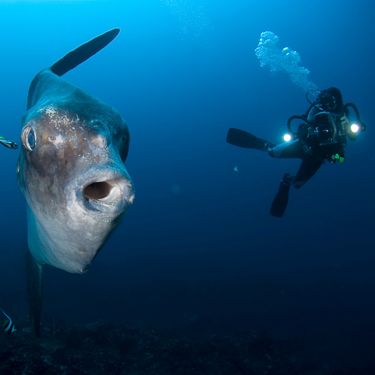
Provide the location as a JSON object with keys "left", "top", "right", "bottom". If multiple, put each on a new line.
{"left": 0, "top": 136, "right": 18, "bottom": 150}
{"left": 1, "top": 309, "right": 16, "bottom": 334}
{"left": 234, "top": 166, "right": 238, "bottom": 172}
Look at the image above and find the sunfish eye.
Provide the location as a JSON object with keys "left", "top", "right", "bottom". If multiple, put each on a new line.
{"left": 21, "top": 126, "right": 36, "bottom": 151}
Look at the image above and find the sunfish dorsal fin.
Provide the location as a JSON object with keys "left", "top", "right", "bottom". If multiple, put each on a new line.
{"left": 50, "top": 28, "right": 120, "bottom": 77}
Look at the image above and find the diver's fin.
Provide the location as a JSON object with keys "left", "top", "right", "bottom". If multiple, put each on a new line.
{"left": 26, "top": 247, "right": 43, "bottom": 337}
{"left": 270, "top": 178, "right": 291, "bottom": 217}
{"left": 226, "top": 128, "right": 269, "bottom": 150}
{"left": 50, "top": 28, "right": 120, "bottom": 77}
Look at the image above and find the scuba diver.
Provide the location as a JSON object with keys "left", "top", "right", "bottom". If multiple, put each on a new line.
{"left": 226, "top": 87, "right": 366, "bottom": 217}
{"left": 0, "top": 136, "right": 18, "bottom": 150}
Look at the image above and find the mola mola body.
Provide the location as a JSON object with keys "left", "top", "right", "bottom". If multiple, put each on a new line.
{"left": 17, "top": 29, "right": 134, "bottom": 336}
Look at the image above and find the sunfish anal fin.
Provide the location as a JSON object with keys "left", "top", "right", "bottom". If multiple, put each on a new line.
{"left": 26, "top": 248, "right": 43, "bottom": 338}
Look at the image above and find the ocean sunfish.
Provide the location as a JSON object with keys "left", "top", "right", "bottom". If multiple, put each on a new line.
{"left": 16, "top": 29, "right": 135, "bottom": 337}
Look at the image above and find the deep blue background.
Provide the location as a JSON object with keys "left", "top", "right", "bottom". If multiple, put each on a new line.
{"left": 0, "top": 0, "right": 374, "bottom": 368}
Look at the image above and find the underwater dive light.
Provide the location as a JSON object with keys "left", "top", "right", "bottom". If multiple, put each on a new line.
{"left": 283, "top": 133, "right": 292, "bottom": 142}
{"left": 350, "top": 123, "right": 360, "bottom": 133}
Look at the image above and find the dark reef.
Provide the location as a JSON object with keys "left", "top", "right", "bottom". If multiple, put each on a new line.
{"left": 0, "top": 318, "right": 296, "bottom": 375}
{"left": 1, "top": 317, "right": 375, "bottom": 375}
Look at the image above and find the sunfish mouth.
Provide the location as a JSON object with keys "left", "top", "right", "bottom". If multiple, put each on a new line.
{"left": 83, "top": 180, "right": 122, "bottom": 208}
{"left": 78, "top": 170, "right": 134, "bottom": 213}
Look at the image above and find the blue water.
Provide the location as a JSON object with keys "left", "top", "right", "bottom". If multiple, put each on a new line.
{"left": 1, "top": 0, "right": 374, "bottom": 369}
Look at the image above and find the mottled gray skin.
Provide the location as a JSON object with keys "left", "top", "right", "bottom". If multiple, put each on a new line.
{"left": 17, "top": 68, "right": 135, "bottom": 274}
